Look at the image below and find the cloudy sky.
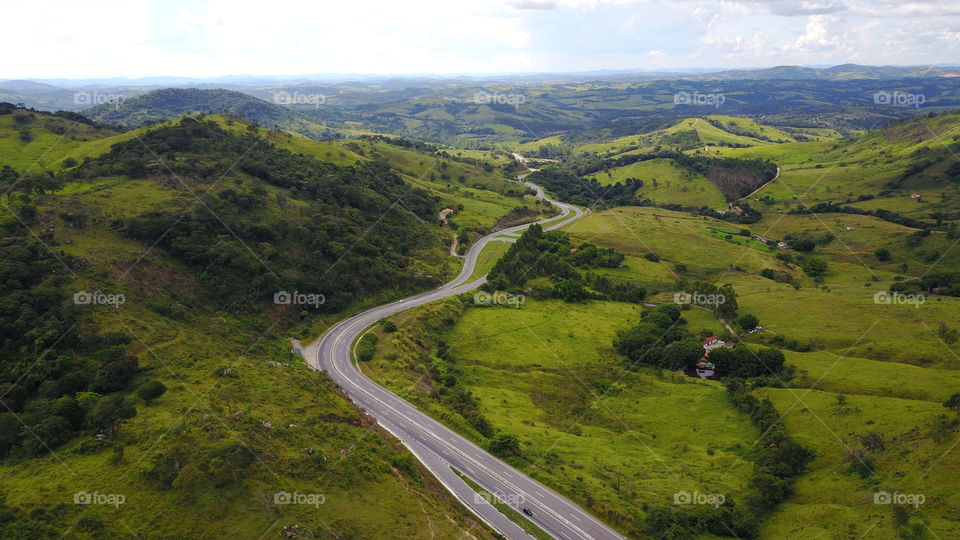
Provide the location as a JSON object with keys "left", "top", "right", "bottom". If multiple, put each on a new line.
{"left": 4, "top": 0, "right": 960, "bottom": 78}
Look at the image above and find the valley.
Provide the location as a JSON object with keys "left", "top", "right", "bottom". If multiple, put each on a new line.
{"left": 2, "top": 62, "right": 960, "bottom": 540}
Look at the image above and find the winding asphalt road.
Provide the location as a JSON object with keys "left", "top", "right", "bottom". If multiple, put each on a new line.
{"left": 302, "top": 180, "right": 626, "bottom": 540}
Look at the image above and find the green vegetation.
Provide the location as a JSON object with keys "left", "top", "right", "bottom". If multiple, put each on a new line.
{"left": 0, "top": 108, "right": 514, "bottom": 538}
{"left": 6, "top": 81, "right": 960, "bottom": 538}
{"left": 84, "top": 88, "right": 337, "bottom": 140}
{"left": 585, "top": 157, "right": 726, "bottom": 207}
{"left": 484, "top": 224, "right": 646, "bottom": 303}
{"left": 367, "top": 296, "right": 760, "bottom": 537}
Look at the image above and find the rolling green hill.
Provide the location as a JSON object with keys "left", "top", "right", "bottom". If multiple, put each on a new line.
{"left": 0, "top": 110, "right": 542, "bottom": 538}
{"left": 84, "top": 88, "right": 339, "bottom": 140}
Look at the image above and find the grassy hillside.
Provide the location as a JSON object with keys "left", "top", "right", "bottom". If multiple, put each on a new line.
{"left": 710, "top": 113, "right": 960, "bottom": 226}
{"left": 0, "top": 113, "right": 527, "bottom": 538}
{"left": 584, "top": 157, "right": 727, "bottom": 207}
{"left": 0, "top": 104, "right": 122, "bottom": 171}
{"left": 84, "top": 88, "right": 338, "bottom": 140}
{"left": 363, "top": 297, "right": 758, "bottom": 537}
{"left": 558, "top": 201, "right": 960, "bottom": 538}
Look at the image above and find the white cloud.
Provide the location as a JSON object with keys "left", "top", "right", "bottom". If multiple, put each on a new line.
{"left": 0, "top": 0, "right": 958, "bottom": 78}
{"left": 793, "top": 14, "right": 843, "bottom": 51}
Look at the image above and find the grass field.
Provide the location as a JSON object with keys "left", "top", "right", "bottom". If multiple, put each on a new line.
{"left": 0, "top": 111, "right": 126, "bottom": 171}
{"left": 585, "top": 157, "right": 727, "bottom": 208}
{"left": 756, "top": 387, "right": 960, "bottom": 539}
{"left": 468, "top": 240, "right": 513, "bottom": 282}
{"left": 561, "top": 206, "right": 781, "bottom": 283}
{"left": 552, "top": 201, "right": 960, "bottom": 538}
{"left": 367, "top": 297, "right": 759, "bottom": 536}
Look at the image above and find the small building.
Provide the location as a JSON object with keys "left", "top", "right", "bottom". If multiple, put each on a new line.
{"left": 702, "top": 336, "right": 725, "bottom": 351}
{"left": 777, "top": 241, "right": 791, "bottom": 250}
{"left": 910, "top": 193, "right": 921, "bottom": 199}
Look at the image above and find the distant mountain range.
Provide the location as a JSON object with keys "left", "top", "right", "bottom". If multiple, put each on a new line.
{"left": 3, "top": 64, "right": 960, "bottom": 112}
{"left": 81, "top": 88, "right": 338, "bottom": 139}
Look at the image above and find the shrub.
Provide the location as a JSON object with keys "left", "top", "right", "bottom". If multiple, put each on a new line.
{"left": 137, "top": 380, "right": 168, "bottom": 404}
{"left": 487, "top": 433, "right": 521, "bottom": 458}
{"left": 357, "top": 333, "right": 379, "bottom": 362}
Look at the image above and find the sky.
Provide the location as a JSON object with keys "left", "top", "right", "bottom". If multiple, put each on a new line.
{"left": 3, "top": 0, "right": 960, "bottom": 78}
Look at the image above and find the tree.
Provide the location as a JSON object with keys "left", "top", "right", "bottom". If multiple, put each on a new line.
{"left": 738, "top": 314, "right": 759, "bottom": 330}
{"left": 874, "top": 248, "right": 891, "bottom": 262}
{"left": 802, "top": 257, "right": 828, "bottom": 278}
{"left": 137, "top": 380, "right": 168, "bottom": 404}
{"left": 379, "top": 318, "right": 397, "bottom": 332}
{"left": 93, "top": 356, "right": 139, "bottom": 393}
{"left": 88, "top": 395, "right": 137, "bottom": 432}
{"left": 554, "top": 279, "right": 589, "bottom": 302}
{"left": 487, "top": 433, "right": 521, "bottom": 458}
{"left": 944, "top": 393, "right": 960, "bottom": 413}
{"left": 21, "top": 415, "right": 72, "bottom": 455}
{"left": 357, "top": 333, "right": 378, "bottom": 361}
{"left": 0, "top": 414, "right": 21, "bottom": 456}
{"left": 660, "top": 339, "right": 704, "bottom": 371}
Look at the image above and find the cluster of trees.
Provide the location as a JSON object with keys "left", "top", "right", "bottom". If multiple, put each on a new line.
{"left": 789, "top": 202, "right": 931, "bottom": 230}
{"left": 525, "top": 164, "right": 765, "bottom": 224}
{"left": 569, "top": 150, "right": 777, "bottom": 201}
{"left": 70, "top": 118, "right": 442, "bottom": 312}
{"left": 525, "top": 167, "right": 644, "bottom": 208}
{"left": 674, "top": 278, "right": 739, "bottom": 319}
{"left": 583, "top": 273, "right": 647, "bottom": 303}
{"left": 643, "top": 501, "right": 757, "bottom": 539}
{"left": 671, "top": 154, "right": 777, "bottom": 200}
{"left": 613, "top": 305, "right": 703, "bottom": 370}
{"left": 428, "top": 341, "right": 494, "bottom": 438}
{"left": 708, "top": 346, "right": 787, "bottom": 379}
{"left": 529, "top": 142, "right": 572, "bottom": 159}
{"left": 727, "top": 380, "right": 816, "bottom": 514}
{"left": 891, "top": 272, "right": 960, "bottom": 297}
{"left": 0, "top": 220, "right": 147, "bottom": 458}
{"left": 660, "top": 201, "right": 763, "bottom": 224}
{"left": 485, "top": 224, "right": 645, "bottom": 303}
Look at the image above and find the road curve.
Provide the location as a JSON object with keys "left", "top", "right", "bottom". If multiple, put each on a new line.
{"left": 303, "top": 180, "right": 626, "bottom": 540}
